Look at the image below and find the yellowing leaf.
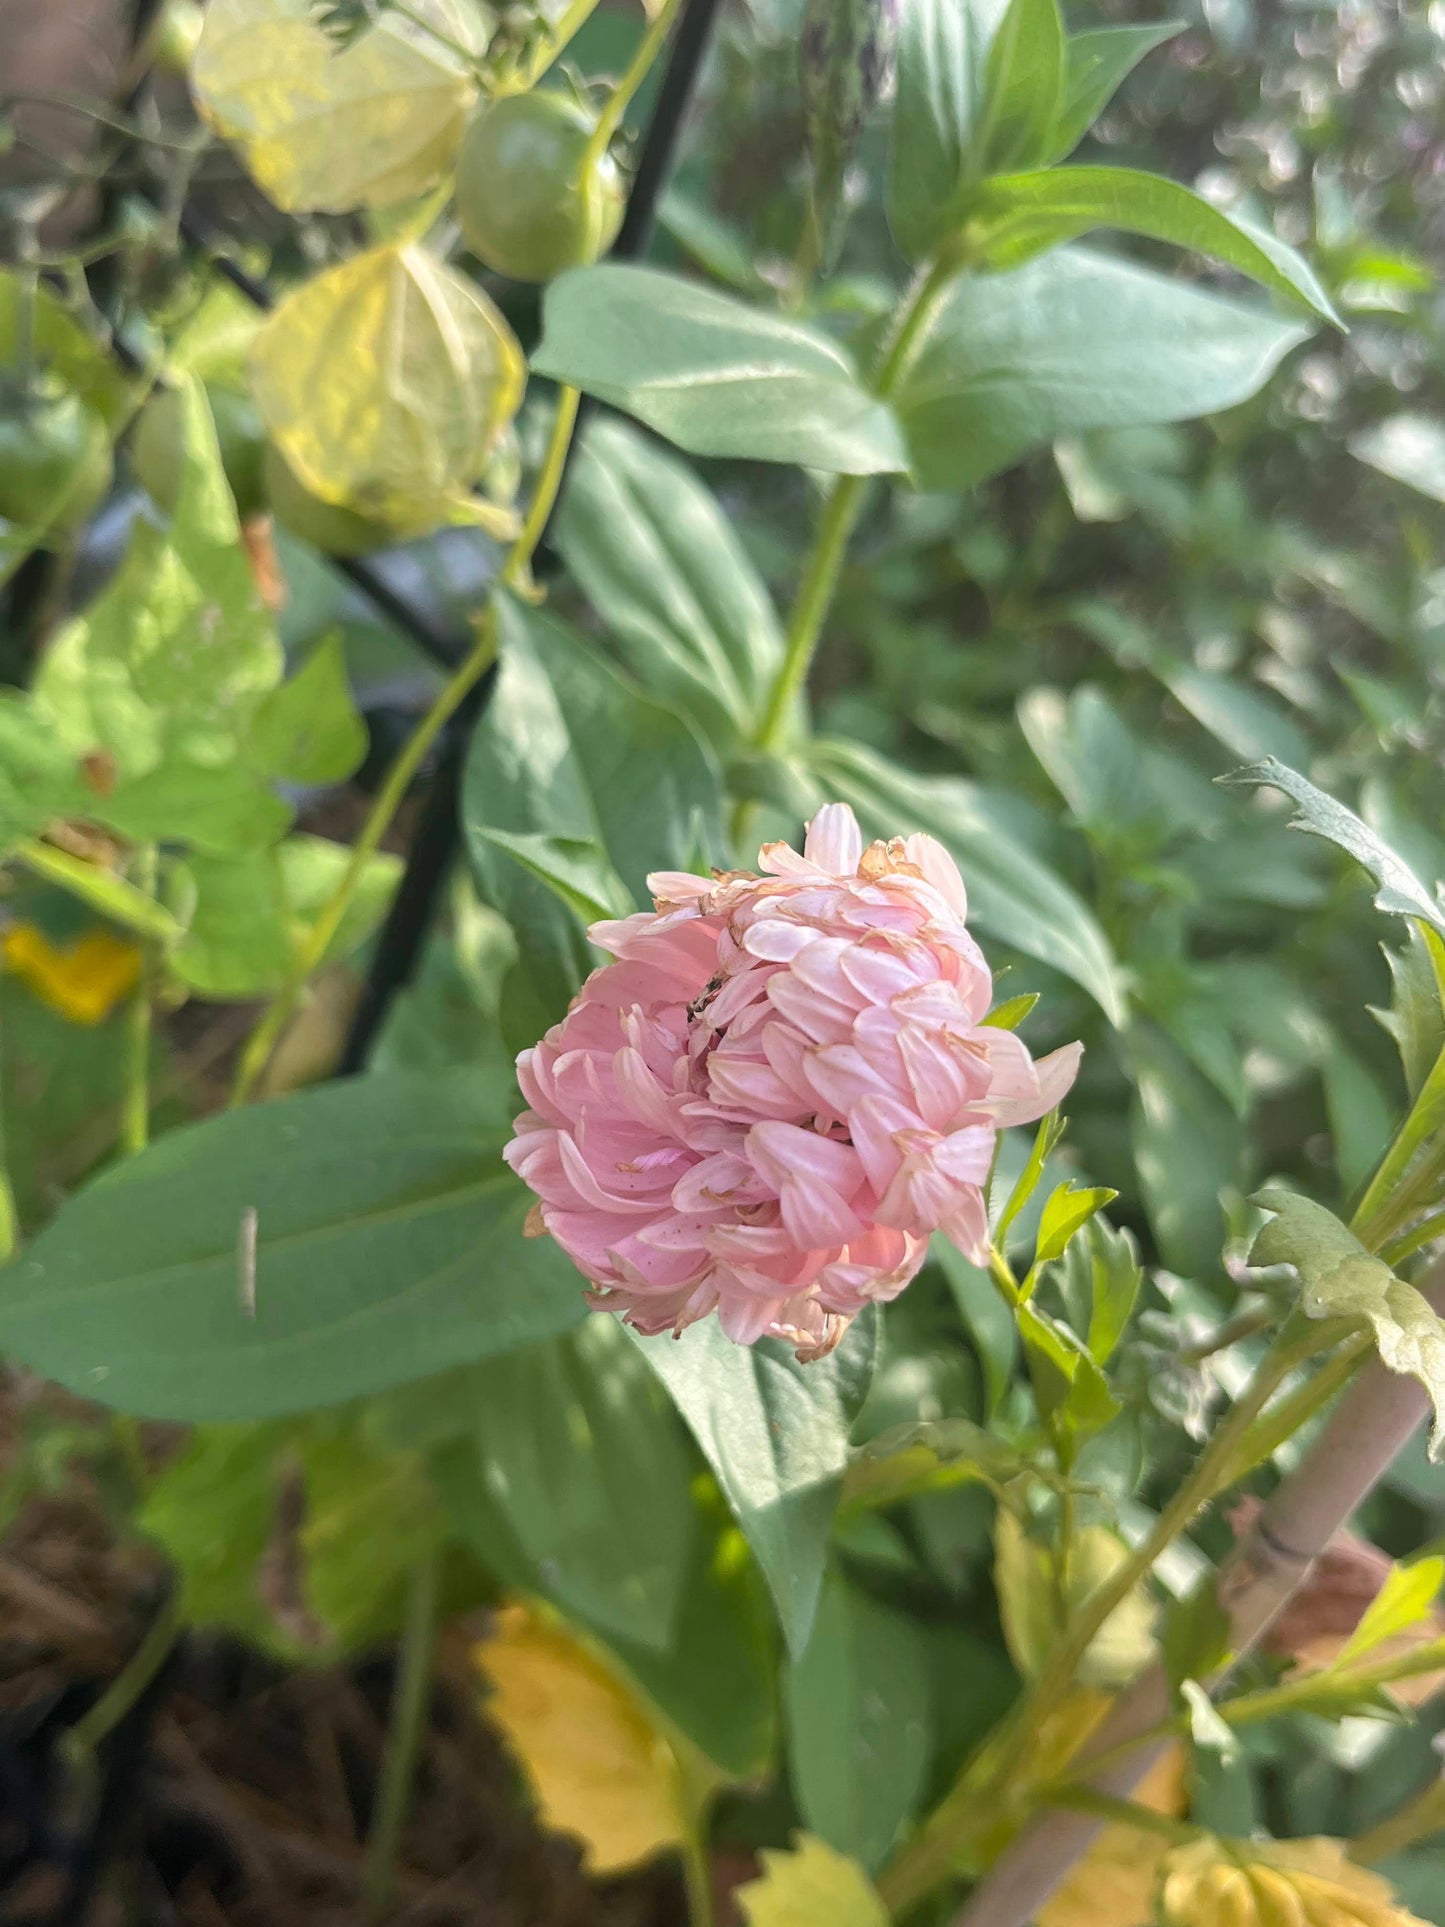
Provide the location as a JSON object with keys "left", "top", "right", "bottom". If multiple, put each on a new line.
{"left": 1251, "top": 1189, "right": 1445, "bottom": 1459}
{"left": 475, "top": 1603, "right": 684, "bottom": 1875}
{"left": 1039, "top": 1746, "right": 1186, "bottom": 1927}
{"left": 1159, "top": 1836, "right": 1429, "bottom": 1927}
{"left": 2, "top": 924, "right": 141, "bottom": 1024}
{"left": 736, "top": 1835, "right": 889, "bottom": 1927}
{"left": 996, "top": 1511, "right": 1157, "bottom": 1689}
{"left": 250, "top": 243, "right": 525, "bottom": 534}
{"left": 192, "top": 0, "right": 483, "bottom": 213}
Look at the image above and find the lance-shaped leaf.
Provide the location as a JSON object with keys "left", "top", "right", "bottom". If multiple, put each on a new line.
{"left": 968, "top": 168, "right": 1339, "bottom": 324}
{"left": 1047, "top": 21, "right": 1182, "bottom": 162}
{"left": 799, "top": 0, "right": 899, "bottom": 269}
{"left": 533, "top": 265, "right": 907, "bottom": 475}
{"left": 628, "top": 1312, "right": 879, "bottom": 1657}
{"left": 1221, "top": 758, "right": 1445, "bottom": 943}
{"left": 1250, "top": 1188, "right": 1445, "bottom": 1459}
{"left": 889, "top": 0, "right": 1008, "bottom": 259}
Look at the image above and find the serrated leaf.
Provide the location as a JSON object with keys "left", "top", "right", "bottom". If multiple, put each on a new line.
{"left": 736, "top": 1835, "right": 889, "bottom": 1927}
{"left": 1034, "top": 1181, "right": 1118, "bottom": 1268}
{"left": 247, "top": 634, "right": 366, "bottom": 786}
{"left": 533, "top": 265, "right": 907, "bottom": 475}
{"left": 1220, "top": 758, "right": 1445, "bottom": 943}
{"left": 250, "top": 243, "right": 524, "bottom": 532}
{"left": 1250, "top": 1188, "right": 1445, "bottom": 1459}
{"left": 1338, "top": 1557, "right": 1445, "bottom": 1668}
{"left": 192, "top": 0, "right": 482, "bottom": 213}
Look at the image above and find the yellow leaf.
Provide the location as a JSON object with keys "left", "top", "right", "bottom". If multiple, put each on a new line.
{"left": 475, "top": 1603, "right": 684, "bottom": 1875}
{"left": 735, "top": 1835, "right": 890, "bottom": 1927}
{"left": 191, "top": 0, "right": 484, "bottom": 213}
{"left": 249, "top": 242, "right": 525, "bottom": 534}
{"left": 1159, "top": 1836, "right": 1429, "bottom": 1927}
{"left": 996, "top": 1511, "right": 1157, "bottom": 1688}
{"left": 2, "top": 923, "right": 141, "bottom": 1024}
{"left": 1039, "top": 1746, "right": 1187, "bottom": 1927}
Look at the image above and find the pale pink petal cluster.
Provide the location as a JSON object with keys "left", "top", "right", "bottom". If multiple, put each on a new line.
{"left": 505, "top": 805, "right": 1081, "bottom": 1358}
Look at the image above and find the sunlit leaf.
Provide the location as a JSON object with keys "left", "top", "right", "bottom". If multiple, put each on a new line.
{"left": 192, "top": 0, "right": 483, "bottom": 212}
{"left": 250, "top": 242, "right": 525, "bottom": 532}
{"left": 1047, "top": 21, "right": 1182, "bottom": 163}
{"left": 1350, "top": 414, "right": 1445, "bottom": 505}
{"left": 736, "top": 1835, "right": 889, "bottom": 1927}
{"left": 1034, "top": 1181, "right": 1118, "bottom": 1269}
{"left": 995, "top": 1510, "right": 1156, "bottom": 1687}
{"left": 476, "top": 1602, "right": 686, "bottom": 1875}
{"left": 1337, "top": 1556, "right": 1445, "bottom": 1668}
{"left": 1251, "top": 1188, "right": 1445, "bottom": 1458}
{"left": 1158, "top": 1836, "right": 1427, "bottom": 1927}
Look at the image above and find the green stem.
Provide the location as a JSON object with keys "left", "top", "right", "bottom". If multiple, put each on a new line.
{"left": 585, "top": 0, "right": 685, "bottom": 167}
{"left": 363, "top": 1554, "right": 440, "bottom": 1924}
{"left": 678, "top": 1765, "right": 717, "bottom": 1927}
{"left": 230, "top": 388, "right": 581, "bottom": 1105}
{"left": 734, "top": 253, "right": 963, "bottom": 851}
{"left": 1177, "top": 1302, "right": 1273, "bottom": 1366}
{"left": 878, "top": 1313, "right": 1340, "bottom": 1915}
{"left": 12, "top": 837, "right": 183, "bottom": 945}
{"left": 120, "top": 845, "right": 156, "bottom": 1157}
{"left": 65, "top": 1590, "right": 181, "bottom": 1761}
{"left": 503, "top": 0, "right": 600, "bottom": 94}
{"left": 0, "top": 1028, "right": 16, "bottom": 1264}
{"left": 1043, "top": 1786, "right": 1202, "bottom": 1849}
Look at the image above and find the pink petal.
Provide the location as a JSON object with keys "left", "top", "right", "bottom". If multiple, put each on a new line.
{"left": 803, "top": 803, "right": 864, "bottom": 875}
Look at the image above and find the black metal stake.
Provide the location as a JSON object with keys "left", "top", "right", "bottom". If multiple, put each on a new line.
{"left": 337, "top": 0, "right": 723, "bottom": 1072}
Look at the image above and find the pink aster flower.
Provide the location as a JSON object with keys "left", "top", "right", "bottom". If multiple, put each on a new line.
{"left": 504, "top": 804, "right": 1081, "bottom": 1360}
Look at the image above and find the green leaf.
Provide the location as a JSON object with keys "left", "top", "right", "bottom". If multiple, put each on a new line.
{"left": 1338, "top": 1556, "right": 1445, "bottom": 1667}
{"left": 982, "top": 991, "right": 1040, "bottom": 1030}
{"left": 554, "top": 417, "right": 784, "bottom": 752}
{"left": 533, "top": 265, "right": 907, "bottom": 475}
{"left": 995, "top": 1510, "right": 1154, "bottom": 1686}
{"left": 1018, "top": 1298, "right": 1120, "bottom": 1456}
{"left": 628, "top": 1311, "right": 880, "bottom": 1657}
{"left": 1221, "top": 758, "right": 1445, "bottom": 943}
{"left": 889, "top": 0, "right": 1009, "bottom": 260}
{"left": 979, "top": 0, "right": 1065, "bottom": 174}
{"left": 894, "top": 247, "right": 1311, "bottom": 493}
{"left": 463, "top": 595, "right": 724, "bottom": 1047}
{"left": 1162, "top": 1582, "right": 1233, "bottom": 1700}
{"left": 277, "top": 833, "right": 401, "bottom": 965}
{"left": 799, "top": 0, "right": 899, "bottom": 269}
{"left": 1378, "top": 924, "right": 1445, "bottom": 1098}
{"left": 785, "top": 1568, "right": 933, "bottom": 1873}
{"left": 809, "top": 735, "right": 1127, "bottom": 1022}
{"left": 1250, "top": 1188, "right": 1445, "bottom": 1459}
{"left": 247, "top": 634, "right": 366, "bottom": 785}
{"left": 1163, "top": 665, "right": 1312, "bottom": 773}
{"left": 443, "top": 1318, "right": 697, "bottom": 1651}
{"left": 0, "top": 273, "right": 136, "bottom": 432}
{"left": 471, "top": 829, "right": 632, "bottom": 926}
{"left": 1061, "top": 1216, "right": 1142, "bottom": 1365}
{"left": 0, "top": 1072, "right": 587, "bottom": 1421}
{"left": 1130, "top": 1025, "right": 1236, "bottom": 1278}
{"left": 997, "top": 1108, "right": 1067, "bottom": 1246}
{"left": 736, "top": 1836, "right": 889, "bottom": 1927}
{"left": 1350, "top": 414, "right": 1445, "bottom": 505}
{"left": 0, "top": 692, "right": 91, "bottom": 856}
{"left": 1048, "top": 22, "right": 1183, "bottom": 162}
{"left": 1033, "top": 1180, "right": 1118, "bottom": 1268}
{"left": 841, "top": 1414, "right": 1024, "bottom": 1511}
{"left": 935, "top": 1238, "right": 1018, "bottom": 1415}
{"left": 168, "top": 846, "right": 293, "bottom": 998}
{"left": 968, "top": 168, "right": 1339, "bottom": 323}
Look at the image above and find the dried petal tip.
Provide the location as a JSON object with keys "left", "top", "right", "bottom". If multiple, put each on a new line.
{"left": 505, "top": 803, "right": 1081, "bottom": 1352}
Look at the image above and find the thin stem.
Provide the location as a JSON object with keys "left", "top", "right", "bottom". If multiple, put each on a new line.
{"left": 750, "top": 473, "right": 866, "bottom": 761}
{"left": 585, "top": 0, "right": 685, "bottom": 168}
{"left": 1177, "top": 1302, "right": 1273, "bottom": 1366}
{"left": 1382, "top": 1204, "right": 1445, "bottom": 1268}
{"left": 64, "top": 1590, "right": 180, "bottom": 1761}
{"left": 120, "top": 845, "right": 156, "bottom": 1157}
{"left": 230, "top": 388, "right": 582, "bottom": 1105}
{"left": 0, "top": 1034, "right": 16, "bottom": 1264}
{"left": 879, "top": 1314, "right": 1338, "bottom": 1916}
{"left": 363, "top": 1553, "right": 440, "bottom": 1924}
{"left": 1043, "top": 1787, "right": 1201, "bottom": 1848}
{"left": 12, "top": 837, "right": 183, "bottom": 945}
{"left": 501, "top": 0, "right": 600, "bottom": 94}
{"left": 678, "top": 1764, "right": 718, "bottom": 1927}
